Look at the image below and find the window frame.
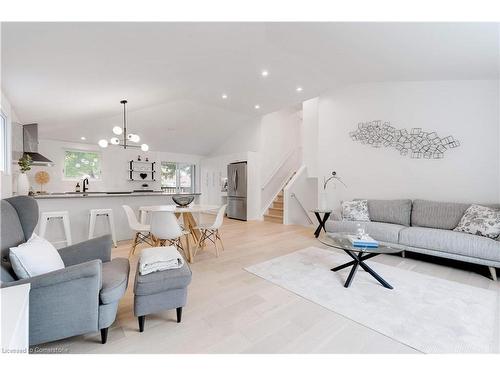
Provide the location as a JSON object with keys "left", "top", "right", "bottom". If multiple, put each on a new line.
{"left": 62, "top": 148, "right": 103, "bottom": 181}
{"left": 160, "top": 161, "right": 196, "bottom": 194}
{"left": 0, "top": 111, "right": 10, "bottom": 174}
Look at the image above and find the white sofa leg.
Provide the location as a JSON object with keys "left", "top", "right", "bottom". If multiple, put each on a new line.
{"left": 401, "top": 251, "right": 406, "bottom": 258}
{"left": 489, "top": 267, "right": 497, "bottom": 281}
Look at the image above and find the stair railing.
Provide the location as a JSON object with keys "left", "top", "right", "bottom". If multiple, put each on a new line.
{"left": 260, "top": 148, "right": 302, "bottom": 215}
{"left": 290, "top": 193, "right": 314, "bottom": 225}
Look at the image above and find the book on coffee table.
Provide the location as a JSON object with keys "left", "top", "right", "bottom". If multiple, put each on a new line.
{"left": 346, "top": 234, "right": 379, "bottom": 248}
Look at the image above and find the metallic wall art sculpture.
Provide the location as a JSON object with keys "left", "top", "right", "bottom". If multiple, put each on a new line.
{"left": 349, "top": 120, "right": 460, "bottom": 159}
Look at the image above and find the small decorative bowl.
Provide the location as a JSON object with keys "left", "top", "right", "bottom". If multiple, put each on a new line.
{"left": 172, "top": 195, "right": 195, "bottom": 207}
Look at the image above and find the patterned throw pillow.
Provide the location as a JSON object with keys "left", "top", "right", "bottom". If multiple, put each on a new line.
{"left": 454, "top": 204, "right": 500, "bottom": 239}
{"left": 341, "top": 200, "right": 370, "bottom": 221}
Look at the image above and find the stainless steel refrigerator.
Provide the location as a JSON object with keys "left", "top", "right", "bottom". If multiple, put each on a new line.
{"left": 227, "top": 161, "right": 247, "bottom": 220}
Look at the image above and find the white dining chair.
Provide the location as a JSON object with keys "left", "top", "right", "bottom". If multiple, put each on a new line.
{"left": 122, "top": 205, "right": 153, "bottom": 258}
{"left": 150, "top": 210, "right": 192, "bottom": 261}
{"left": 193, "top": 204, "right": 227, "bottom": 258}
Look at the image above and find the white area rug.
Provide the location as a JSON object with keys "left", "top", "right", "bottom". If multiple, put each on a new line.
{"left": 245, "top": 247, "right": 500, "bottom": 353}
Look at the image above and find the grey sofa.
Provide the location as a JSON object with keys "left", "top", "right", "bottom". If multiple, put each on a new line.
{"left": 1, "top": 196, "right": 130, "bottom": 345}
{"left": 325, "top": 199, "right": 500, "bottom": 280}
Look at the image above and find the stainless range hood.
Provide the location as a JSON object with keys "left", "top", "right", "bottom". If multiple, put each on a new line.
{"left": 23, "top": 123, "right": 54, "bottom": 166}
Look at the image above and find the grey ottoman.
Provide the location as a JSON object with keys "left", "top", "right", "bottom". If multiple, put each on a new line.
{"left": 133, "top": 260, "right": 192, "bottom": 332}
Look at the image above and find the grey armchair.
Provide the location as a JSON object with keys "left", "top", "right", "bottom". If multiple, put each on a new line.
{"left": 1, "top": 196, "right": 130, "bottom": 346}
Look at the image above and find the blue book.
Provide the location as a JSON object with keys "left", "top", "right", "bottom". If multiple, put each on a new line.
{"left": 347, "top": 234, "right": 379, "bottom": 248}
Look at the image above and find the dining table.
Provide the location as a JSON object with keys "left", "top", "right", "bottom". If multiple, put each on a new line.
{"left": 139, "top": 204, "right": 220, "bottom": 262}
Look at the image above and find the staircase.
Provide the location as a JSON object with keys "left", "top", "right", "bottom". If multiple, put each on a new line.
{"left": 264, "top": 191, "right": 284, "bottom": 223}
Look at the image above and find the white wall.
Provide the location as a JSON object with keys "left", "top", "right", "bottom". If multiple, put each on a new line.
{"left": 301, "top": 98, "right": 319, "bottom": 178}
{"left": 15, "top": 138, "right": 203, "bottom": 194}
{"left": 208, "top": 118, "right": 261, "bottom": 156}
{"left": 317, "top": 80, "right": 500, "bottom": 210}
{"left": 259, "top": 108, "right": 301, "bottom": 184}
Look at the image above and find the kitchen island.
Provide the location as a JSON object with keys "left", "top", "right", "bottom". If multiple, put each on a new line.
{"left": 34, "top": 192, "right": 201, "bottom": 246}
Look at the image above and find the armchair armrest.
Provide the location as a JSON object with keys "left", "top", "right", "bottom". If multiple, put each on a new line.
{"left": 4, "top": 259, "right": 102, "bottom": 290}
{"left": 3, "top": 260, "right": 103, "bottom": 346}
{"left": 58, "top": 235, "right": 112, "bottom": 266}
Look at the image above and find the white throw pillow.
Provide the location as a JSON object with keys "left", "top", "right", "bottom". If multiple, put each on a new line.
{"left": 9, "top": 233, "right": 65, "bottom": 279}
{"left": 341, "top": 200, "right": 370, "bottom": 221}
{"left": 454, "top": 204, "right": 500, "bottom": 239}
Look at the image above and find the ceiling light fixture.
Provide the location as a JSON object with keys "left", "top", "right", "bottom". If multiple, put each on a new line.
{"left": 221, "top": 94, "right": 228, "bottom": 99}
{"left": 296, "top": 87, "right": 303, "bottom": 92}
{"left": 98, "top": 100, "right": 149, "bottom": 151}
{"left": 254, "top": 104, "right": 260, "bottom": 109}
{"left": 80, "top": 136, "right": 86, "bottom": 141}
{"left": 261, "top": 70, "right": 269, "bottom": 77}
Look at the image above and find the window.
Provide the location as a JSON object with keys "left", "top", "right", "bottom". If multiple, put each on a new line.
{"left": 63, "top": 149, "right": 102, "bottom": 180}
{"left": 0, "top": 112, "right": 8, "bottom": 173}
{"left": 161, "top": 162, "right": 195, "bottom": 193}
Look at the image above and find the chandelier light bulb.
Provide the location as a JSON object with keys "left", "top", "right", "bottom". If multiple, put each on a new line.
{"left": 141, "top": 144, "right": 149, "bottom": 152}
{"left": 127, "top": 133, "right": 140, "bottom": 142}
{"left": 98, "top": 139, "right": 109, "bottom": 148}
{"left": 110, "top": 137, "right": 120, "bottom": 145}
{"left": 112, "top": 126, "right": 123, "bottom": 135}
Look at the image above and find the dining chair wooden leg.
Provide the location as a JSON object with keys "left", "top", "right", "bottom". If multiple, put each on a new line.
{"left": 194, "top": 229, "right": 205, "bottom": 257}
{"left": 185, "top": 234, "right": 193, "bottom": 263}
{"left": 216, "top": 230, "right": 224, "bottom": 251}
{"left": 212, "top": 230, "right": 220, "bottom": 257}
{"left": 129, "top": 232, "right": 139, "bottom": 258}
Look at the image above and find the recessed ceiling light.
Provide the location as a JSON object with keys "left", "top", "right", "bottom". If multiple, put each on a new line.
{"left": 254, "top": 104, "right": 260, "bottom": 109}
{"left": 221, "top": 94, "right": 228, "bottom": 99}
{"left": 296, "top": 87, "right": 303, "bottom": 92}
{"left": 80, "top": 136, "right": 86, "bottom": 141}
{"left": 261, "top": 70, "right": 269, "bottom": 77}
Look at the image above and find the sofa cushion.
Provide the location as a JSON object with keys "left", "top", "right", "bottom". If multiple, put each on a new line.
{"left": 100, "top": 257, "right": 130, "bottom": 305}
{"left": 411, "top": 200, "right": 471, "bottom": 230}
{"left": 134, "top": 260, "right": 192, "bottom": 296}
{"left": 367, "top": 199, "right": 412, "bottom": 227}
{"left": 399, "top": 227, "right": 500, "bottom": 262}
{"left": 454, "top": 204, "right": 500, "bottom": 239}
{"left": 341, "top": 200, "right": 370, "bottom": 221}
{"left": 325, "top": 220, "right": 405, "bottom": 244}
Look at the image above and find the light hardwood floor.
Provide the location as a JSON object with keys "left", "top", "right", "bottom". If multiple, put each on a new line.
{"left": 36, "top": 217, "right": 499, "bottom": 354}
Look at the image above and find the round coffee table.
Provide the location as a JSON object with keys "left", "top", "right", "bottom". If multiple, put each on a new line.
{"left": 318, "top": 232, "right": 400, "bottom": 289}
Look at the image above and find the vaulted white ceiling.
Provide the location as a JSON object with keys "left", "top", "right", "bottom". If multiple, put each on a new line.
{"left": 2, "top": 22, "right": 498, "bottom": 155}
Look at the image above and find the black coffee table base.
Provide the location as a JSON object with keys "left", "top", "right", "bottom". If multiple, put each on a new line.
{"left": 331, "top": 250, "right": 393, "bottom": 289}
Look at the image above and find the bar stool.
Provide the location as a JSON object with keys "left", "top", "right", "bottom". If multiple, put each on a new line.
{"left": 88, "top": 208, "right": 117, "bottom": 247}
{"left": 39, "top": 211, "right": 72, "bottom": 248}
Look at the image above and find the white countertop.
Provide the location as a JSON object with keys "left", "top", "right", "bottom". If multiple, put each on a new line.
{"left": 33, "top": 192, "right": 202, "bottom": 199}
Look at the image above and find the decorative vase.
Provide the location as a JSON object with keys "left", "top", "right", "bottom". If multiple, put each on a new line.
{"left": 17, "top": 173, "right": 30, "bottom": 196}
{"left": 319, "top": 190, "right": 329, "bottom": 210}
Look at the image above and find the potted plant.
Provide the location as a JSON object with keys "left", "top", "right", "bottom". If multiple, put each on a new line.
{"left": 17, "top": 154, "right": 32, "bottom": 195}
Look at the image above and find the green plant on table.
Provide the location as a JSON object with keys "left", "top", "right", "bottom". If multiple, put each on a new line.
{"left": 18, "top": 154, "right": 33, "bottom": 173}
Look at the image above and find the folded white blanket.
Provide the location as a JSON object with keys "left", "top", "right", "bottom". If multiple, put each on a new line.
{"left": 139, "top": 246, "right": 184, "bottom": 275}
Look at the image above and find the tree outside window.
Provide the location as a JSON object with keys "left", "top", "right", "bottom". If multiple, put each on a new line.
{"left": 161, "top": 162, "right": 195, "bottom": 193}
{"left": 64, "top": 150, "right": 101, "bottom": 180}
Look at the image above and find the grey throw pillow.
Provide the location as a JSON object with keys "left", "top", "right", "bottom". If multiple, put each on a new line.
{"left": 341, "top": 200, "right": 370, "bottom": 221}
{"left": 454, "top": 204, "right": 500, "bottom": 239}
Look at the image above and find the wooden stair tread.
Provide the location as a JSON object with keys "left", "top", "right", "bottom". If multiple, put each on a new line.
{"left": 265, "top": 215, "right": 281, "bottom": 219}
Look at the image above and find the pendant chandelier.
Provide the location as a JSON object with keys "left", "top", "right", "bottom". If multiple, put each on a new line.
{"left": 98, "top": 100, "right": 149, "bottom": 151}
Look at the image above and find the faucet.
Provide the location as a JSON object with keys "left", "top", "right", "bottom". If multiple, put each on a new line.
{"left": 82, "top": 177, "right": 89, "bottom": 192}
